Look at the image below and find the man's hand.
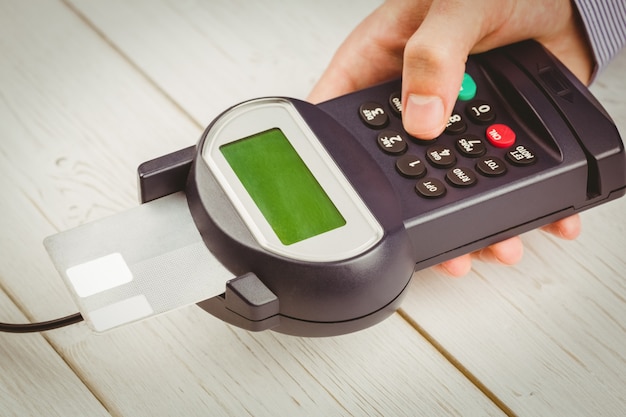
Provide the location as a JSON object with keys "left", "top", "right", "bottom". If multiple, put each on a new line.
{"left": 309, "top": 0, "right": 593, "bottom": 276}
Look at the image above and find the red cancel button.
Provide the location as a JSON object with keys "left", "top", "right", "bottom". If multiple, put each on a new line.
{"left": 485, "top": 124, "right": 516, "bottom": 148}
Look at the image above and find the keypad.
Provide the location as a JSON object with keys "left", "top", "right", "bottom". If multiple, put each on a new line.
{"left": 358, "top": 72, "right": 538, "bottom": 199}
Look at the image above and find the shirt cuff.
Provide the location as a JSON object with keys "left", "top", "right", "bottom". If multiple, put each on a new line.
{"left": 572, "top": 0, "right": 626, "bottom": 80}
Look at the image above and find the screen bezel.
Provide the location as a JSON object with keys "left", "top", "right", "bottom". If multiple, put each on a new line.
{"left": 201, "top": 98, "right": 383, "bottom": 262}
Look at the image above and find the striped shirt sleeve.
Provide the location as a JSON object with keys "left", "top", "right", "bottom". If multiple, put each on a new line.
{"left": 573, "top": 0, "right": 626, "bottom": 78}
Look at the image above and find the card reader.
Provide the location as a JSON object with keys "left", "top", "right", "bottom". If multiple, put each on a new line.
{"left": 45, "top": 40, "right": 626, "bottom": 336}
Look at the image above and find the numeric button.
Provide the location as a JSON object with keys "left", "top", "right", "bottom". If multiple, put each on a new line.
{"left": 466, "top": 100, "right": 495, "bottom": 124}
{"left": 377, "top": 130, "right": 407, "bottom": 154}
{"left": 456, "top": 135, "right": 486, "bottom": 157}
{"left": 396, "top": 154, "right": 426, "bottom": 178}
{"left": 445, "top": 113, "right": 467, "bottom": 134}
{"left": 426, "top": 145, "right": 457, "bottom": 168}
{"left": 359, "top": 102, "right": 389, "bottom": 128}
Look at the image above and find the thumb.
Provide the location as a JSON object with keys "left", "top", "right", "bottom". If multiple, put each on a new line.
{"left": 401, "top": 1, "right": 485, "bottom": 139}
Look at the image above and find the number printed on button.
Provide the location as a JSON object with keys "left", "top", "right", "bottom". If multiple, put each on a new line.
{"left": 426, "top": 145, "right": 457, "bottom": 168}
{"left": 466, "top": 100, "right": 495, "bottom": 123}
{"left": 359, "top": 102, "right": 389, "bottom": 128}
{"left": 396, "top": 154, "right": 426, "bottom": 178}
{"left": 445, "top": 113, "right": 466, "bottom": 134}
{"left": 377, "top": 130, "right": 407, "bottom": 154}
{"left": 456, "top": 135, "right": 486, "bottom": 157}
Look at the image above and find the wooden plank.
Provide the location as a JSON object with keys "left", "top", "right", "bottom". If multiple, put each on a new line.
{"left": 400, "top": 50, "right": 626, "bottom": 416}
{"left": 55, "top": 312, "right": 510, "bottom": 416}
{"left": 0, "top": 1, "right": 507, "bottom": 416}
{"left": 64, "top": 0, "right": 375, "bottom": 121}
{"left": 0, "top": 290, "right": 110, "bottom": 416}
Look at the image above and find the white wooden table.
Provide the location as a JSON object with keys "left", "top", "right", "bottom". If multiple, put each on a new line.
{"left": 1, "top": 1, "right": 624, "bottom": 416}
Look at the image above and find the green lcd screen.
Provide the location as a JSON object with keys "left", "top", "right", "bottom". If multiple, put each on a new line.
{"left": 220, "top": 128, "right": 346, "bottom": 245}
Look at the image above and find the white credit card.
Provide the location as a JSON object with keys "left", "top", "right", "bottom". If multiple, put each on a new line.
{"left": 44, "top": 192, "right": 233, "bottom": 332}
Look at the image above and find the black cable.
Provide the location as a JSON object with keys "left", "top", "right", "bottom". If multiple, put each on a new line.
{"left": 0, "top": 313, "right": 84, "bottom": 333}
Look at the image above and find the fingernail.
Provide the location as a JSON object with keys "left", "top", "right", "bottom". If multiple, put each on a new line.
{"left": 404, "top": 94, "right": 445, "bottom": 139}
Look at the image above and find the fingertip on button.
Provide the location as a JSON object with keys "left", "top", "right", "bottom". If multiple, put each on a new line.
{"left": 403, "top": 94, "right": 446, "bottom": 139}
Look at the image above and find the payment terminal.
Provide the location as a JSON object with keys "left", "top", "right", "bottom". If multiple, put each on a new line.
{"left": 44, "top": 40, "right": 626, "bottom": 336}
